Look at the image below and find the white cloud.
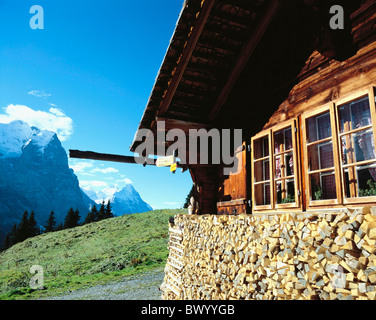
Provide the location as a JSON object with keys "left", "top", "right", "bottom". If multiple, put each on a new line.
{"left": 69, "top": 161, "right": 94, "bottom": 173}
{"left": 27, "top": 90, "right": 51, "bottom": 98}
{"left": 49, "top": 107, "right": 65, "bottom": 117}
{"left": 163, "top": 202, "right": 179, "bottom": 205}
{"left": 80, "top": 180, "right": 108, "bottom": 188}
{"left": 0, "top": 104, "right": 73, "bottom": 141}
{"left": 116, "top": 178, "right": 133, "bottom": 185}
{"left": 91, "top": 167, "right": 119, "bottom": 174}
{"left": 79, "top": 172, "right": 95, "bottom": 176}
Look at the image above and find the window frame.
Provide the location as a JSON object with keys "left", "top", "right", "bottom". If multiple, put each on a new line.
{"left": 251, "top": 119, "right": 301, "bottom": 212}
{"left": 301, "top": 103, "right": 342, "bottom": 207}
{"left": 251, "top": 130, "right": 273, "bottom": 211}
{"left": 272, "top": 119, "right": 301, "bottom": 210}
{"left": 251, "top": 87, "right": 376, "bottom": 213}
{"left": 334, "top": 87, "right": 376, "bottom": 205}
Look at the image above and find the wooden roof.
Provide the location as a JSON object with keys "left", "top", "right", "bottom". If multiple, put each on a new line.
{"left": 130, "top": 0, "right": 364, "bottom": 155}
{"left": 130, "top": 0, "right": 280, "bottom": 153}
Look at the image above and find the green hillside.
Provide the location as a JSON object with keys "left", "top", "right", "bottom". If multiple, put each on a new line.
{"left": 0, "top": 209, "right": 186, "bottom": 300}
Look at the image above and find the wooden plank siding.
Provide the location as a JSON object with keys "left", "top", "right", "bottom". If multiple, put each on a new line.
{"left": 217, "top": 143, "right": 248, "bottom": 215}
{"left": 199, "top": 0, "right": 376, "bottom": 215}
{"left": 253, "top": 0, "right": 376, "bottom": 212}
{"left": 263, "top": 42, "right": 376, "bottom": 131}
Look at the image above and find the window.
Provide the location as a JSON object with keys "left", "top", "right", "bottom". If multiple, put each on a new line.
{"left": 251, "top": 120, "right": 300, "bottom": 211}
{"left": 274, "top": 126, "right": 296, "bottom": 204}
{"left": 302, "top": 105, "right": 342, "bottom": 206}
{"left": 251, "top": 87, "right": 376, "bottom": 213}
{"left": 336, "top": 91, "right": 376, "bottom": 202}
{"left": 301, "top": 87, "right": 376, "bottom": 208}
{"left": 252, "top": 132, "right": 272, "bottom": 208}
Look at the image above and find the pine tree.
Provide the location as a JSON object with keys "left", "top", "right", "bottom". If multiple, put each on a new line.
{"left": 17, "top": 210, "right": 30, "bottom": 242}
{"left": 45, "top": 211, "right": 56, "bottom": 232}
{"left": 97, "top": 200, "right": 106, "bottom": 221}
{"left": 74, "top": 209, "right": 81, "bottom": 226}
{"left": 4, "top": 224, "right": 17, "bottom": 249}
{"left": 4, "top": 233, "right": 12, "bottom": 249}
{"left": 55, "top": 223, "right": 63, "bottom": 231}
{"left": 84, "top": 205, "right": 98, "bottom": 224}
{"left": 64, "top": 208, "right": 79, "bottom": 229}
{"left": 105, "top": 200, "right": 114, "bottom": 219}
{"left": 28, "top": 211, "right": 39, "bottom": 237}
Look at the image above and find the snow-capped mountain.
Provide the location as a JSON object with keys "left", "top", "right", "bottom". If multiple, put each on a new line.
{"left": 0, "top": 120, "right": 55, "bottom": 158}
{"left": 0, "top": 120, "right": 95, "bottom": 244}
{"left": 82, "top": 184, "right": 153, "bottom": 215}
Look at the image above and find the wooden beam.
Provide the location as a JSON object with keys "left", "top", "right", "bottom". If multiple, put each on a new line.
{"left": 156, "top": 0, "right": 215, "bottom": 116}
{"left": 69, "top": 149, "right": 155, "bottom": 165}
{"left": 209, "top": 0, "right": 282, "bottom": 122}
{"left": 69, "top": 149, "right": 190, "bottom": 171}
{"left": 217, "top": 198, "right": 246, "bottom": 207}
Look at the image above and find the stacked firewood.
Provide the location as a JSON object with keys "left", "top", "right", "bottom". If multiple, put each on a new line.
{"left": 161, "top": 207, "right": 376, "bottom": 300}
{"left": 160, "top": 225, "right": 184, "bottom": 300}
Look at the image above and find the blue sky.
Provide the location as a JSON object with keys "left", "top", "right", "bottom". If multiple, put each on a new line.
{"left": 0, "top": 0, "right": 193, "bottom": 209}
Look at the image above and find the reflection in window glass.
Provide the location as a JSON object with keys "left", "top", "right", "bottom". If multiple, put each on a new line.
{"left": 254, "top": 160, "right": 270, "bottom": 183}
{"left": 305, "top": 110, "right": 336, "bottom": 202}
{"left": 307, "top": 112, "right": 331, "bottom": 143}
{"left": 276, "top": 180, "right": 295, "bottom": 204}
{"left": 274, "top": 128, "right": 292, "bottom": 153}
{"left": 309, "top": 172, "right": 336, "bottom": 200}
{"left": 253, "top": 135, "right": 271, "bottom": 207}
{"left": 255, "top": 183, "right": 271, "bottom": 205}
{"left": 344, "top": 165, "right": 376, "bottom": 198}
{"left": 341, "top": 129, "right": 376, "bottom": 165}
{"left": 308, "top": 142, "right": 334, "bottom": 171}
{"left": 338, "top": 96, "right": 371, "bottom": 133}
{"left": 254, "top": 136, "right": 269, "bottom": 159}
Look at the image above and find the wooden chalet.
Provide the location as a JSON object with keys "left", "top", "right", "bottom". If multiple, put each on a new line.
{"left": 128, "top": 0, "right": 376, "bottom": 216}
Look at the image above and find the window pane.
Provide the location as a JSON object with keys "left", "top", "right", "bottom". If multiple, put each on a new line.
{"left": 254, "top": 159, "right": 270, "bottom": 182}
{"left": 275, "top": 152, "right": 294, "bottom": 178}
{"left": 255, "top": 183, "right": 271, "bottom": 205}
{"left": 308, "top": 142, "right": 334, "bottom": 171}
{"left": 285, "top": 129, "right": 292, "bottom": 150}
{"left": 274, "top": 131, "right": 283, "bottom": 154}
{"left": 309, "top": 172, "right": 336, "bottom": 200}
{"left": 340, "top": 129, "right": 376, "bottom": 165}
{"left": 276, "top": 179, "right": 295, "bottom": 204}
{"left": 254, "top": 136, "right": 269, "bottom": 159}
{"left": 344, "top": 164, "right": 376, "bottom": 198}
{"left": 286, "top": 153, "right": 294, "bottom": 176}
{"left": 338, "top": 96, "right": 371, "bottom": 133}
{"left": 358, "top": 165, "right": 376, "bottom": 197}
{"left": 307, "top": 112, "right": 331, "bottom": 143}
{"left": 274, "top": 127, "right": 292, "bottom": 153}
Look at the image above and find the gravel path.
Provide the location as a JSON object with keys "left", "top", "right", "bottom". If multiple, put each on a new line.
{"left": 44, "top": 268, "right": 165, "bottom": 300}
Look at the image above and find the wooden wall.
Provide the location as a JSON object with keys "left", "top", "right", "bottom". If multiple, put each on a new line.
{"left": 264, "top": 1, "right": 376, "bottom": 129}
{"left": 216, "top": 143, "right": 248, "bottom": 215}
{"left": 192, "top": 0, "right": 376, "bottom": 215}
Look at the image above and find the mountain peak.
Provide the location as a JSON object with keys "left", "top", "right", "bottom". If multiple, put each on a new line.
{"left": 0, "top": 121, "right": 56, "bottom": 158}
{"left": 82, "top": 184, "right": 152, "bottom": 215}
{"left": 0, "top": 122, "right": 95, "bottom": 243}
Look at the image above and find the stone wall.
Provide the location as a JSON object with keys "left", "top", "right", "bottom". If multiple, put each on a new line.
{"left": 161, "top": 207, "right": 376, "bottom": 300}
